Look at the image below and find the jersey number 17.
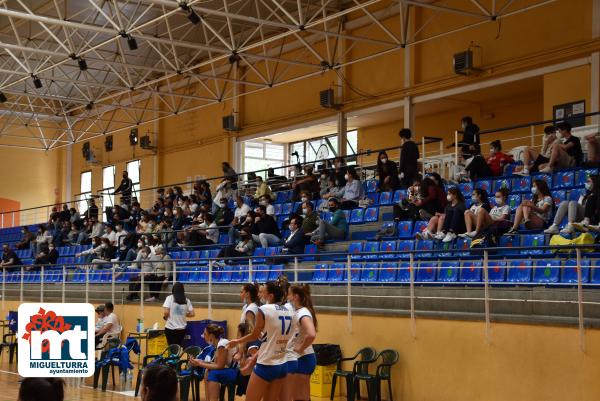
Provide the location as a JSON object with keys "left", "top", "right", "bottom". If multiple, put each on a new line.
{"left": 278, "top": 316, "right": 292, "bottom": 335}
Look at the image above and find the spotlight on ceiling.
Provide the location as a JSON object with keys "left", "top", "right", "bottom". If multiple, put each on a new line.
{"left": 32, "top": 75, "right": 42, "bottom": 89}
{"left": 187, "top": 9, "right": 200, "bottom": 24}
{"left": 127, "top": 35, "right": 138, "bottom": 50}
{"left": 0, "top": 92, "right": 6, "bottom": 103}
{"left": 78, "top": 58, "right": 88, "bottom": 71}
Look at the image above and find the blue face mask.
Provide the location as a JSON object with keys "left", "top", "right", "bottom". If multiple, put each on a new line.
{"left": 585, "top": 182, "right": 593, "bottom": 191}
{"left": 531, "top": 187, "right": 538, "bottom": 195}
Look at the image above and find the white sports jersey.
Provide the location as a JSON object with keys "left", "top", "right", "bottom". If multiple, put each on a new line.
{"left": 257, "top": 303, "right": 295, "bottom": 366}
{"left": 215, "top": 338, "right": 235, "bottom": 368}
{"left": 241, "top": 302, "right": 260, "bottom": 324}
{"left": 287, "top": 307, "right": 315, "bottom": 360}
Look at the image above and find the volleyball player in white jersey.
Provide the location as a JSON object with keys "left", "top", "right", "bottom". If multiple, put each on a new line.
{"left": 240, "top": 283, "right": 260, "bottom": 327}
{"left": 228, "top": 280, "right": 295, "bottom": 401}
{"left": 190, "top": 324, "right": 236, "bottom": 401}
{"left": 287, "top": 284, "right": 317, "bottom": 401}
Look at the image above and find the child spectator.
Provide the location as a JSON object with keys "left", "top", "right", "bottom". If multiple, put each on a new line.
{"left": 545, "top": 175, "right": 600, "bottom": 234}
{"left": 506, "top": 179, "right": 554, "bottom": 234}
{"left": 487, "top": 140, "right": 514, "bottom": 176}
{"left": 539, "top": 122, "right": 583, "bottom": 173}
{"left": 515, "top": 126, "right": 557, "bottom": 176}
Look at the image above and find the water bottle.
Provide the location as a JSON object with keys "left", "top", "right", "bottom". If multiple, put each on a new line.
{"left": 127, "top": 369, "right": 133, "bottom": 383}
{"left": 136, "top": 318, "right": 144, "bottom": 333}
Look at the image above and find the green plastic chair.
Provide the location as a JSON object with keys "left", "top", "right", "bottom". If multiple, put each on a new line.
{"left": 178, "top": 346, "right": 202, "bottom": 401}
{"left": 134, "top": 343, "right": 182, "bottom": 396}
{"left": 330, "top": 347, "right": 377, "bottom": 401}
{"left": 354, "top": 349, "right": 399, "bottom": 401}
{"left": 93, "top": 338, "right": 121, "bottom": 391}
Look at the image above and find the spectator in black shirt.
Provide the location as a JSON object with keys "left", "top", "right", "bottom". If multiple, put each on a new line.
{"left": 464, "top": 146, "right": 493, "bottom": 180}
{"left": 330, "top": 157, "right": 347, "bottom": 187}
{"left": 251, "top": 205, "right": 281, "bottom": 248}
{"left": 267, "top": 167, "right": 288, "bottom": 191}
{"left": 460, "top": 116, "right": 480, "bottom": 146}
{"left": 1, "top": 244, "right": 21, "bottom": 271}
{"left": 84, "top": 198, "right": 99, "bottom": 221}
{"left": 32, "top": 244, "right": 59, "bottom": 269}
{"left": 398, "top": 128, "right": 420, "bottom": 189}
{"left": 114, "top": 171, "right": 133, "bottom": 205}
{"left": 540, "top": 121, "right": 583, "bottom": 173}
{"left": 59, "top": 204, "right": 70, "bottom": 222}
{"left": 16, "top": 226, "right": 35, "bottom": 250}
{"left": 292, "top": 165, "right": 320, "bottom": 201}
{"left": 281, "top": 216, "right": 306, "bottom": 255}
{"left": 377, "top": 151, "right": 400, "bottom": 192}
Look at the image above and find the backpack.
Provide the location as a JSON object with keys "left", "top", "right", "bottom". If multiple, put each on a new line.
{"left": 549, "top": 233, "right": 595, "bottom": 252}
{"left": 313, "top": 344, "right": 342, "bottom": 366}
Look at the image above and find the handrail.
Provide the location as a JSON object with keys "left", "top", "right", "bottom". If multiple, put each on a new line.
{"left": 478, "top": 110, "right": 600, "bottom": 136}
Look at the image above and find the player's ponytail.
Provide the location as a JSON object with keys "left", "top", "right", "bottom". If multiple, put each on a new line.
{"left": 265, "top": 280, "right": 284, "bottom": 303}
{"left": 291, "top": 284, "right": 318, "bottom": 330}
{"left": 205, "top": 323, "right": 225, "bottom": 339}
{"left": 242, "top": 283, "right": 259, "bottom": 303}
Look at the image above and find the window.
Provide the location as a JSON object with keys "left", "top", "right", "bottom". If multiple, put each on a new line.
{"left": 289, "top": 130, "right": 358, "bottom": 165}
{"left": 102, "top": 165, "right": 115, "bottom": 211}
{"left": 243, "top": 141, "right": 286, "bottom": 178}
{"left": 79, "top": 171, "right": 92, "bottom": 214}
{"left": 126, "top": 160, "right": 141, "bottom": 201}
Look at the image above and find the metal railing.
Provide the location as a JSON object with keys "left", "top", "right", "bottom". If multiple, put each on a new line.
{"left": 1, "top": 243, "right": 599, "bottom": 350}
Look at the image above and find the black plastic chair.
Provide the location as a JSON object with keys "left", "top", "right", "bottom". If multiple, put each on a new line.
{"left": 177, "top": 346, "right": 202, "bottom": 401}
{"left": 0, "top": 332, "right": 17, "bottom": 364}
{"left": 134, "top": 344, "right": 182, "bottom": 396}
{"left": 93, "top": 338, "right": 121, "bottom": 391}
{"left": 331, "top": 347, "right": 377, "bottom": 401}
{"left": 354, "top": 349, "right": 399, "bottom": 401}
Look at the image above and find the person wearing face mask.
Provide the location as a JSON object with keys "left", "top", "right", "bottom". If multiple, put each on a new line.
{"left": 281, "top": 217, "right": 307, "bottom": 256}
{"left": 214, "top": 198, "right": 234, "bottom": 228}
{"left": 459, "top": 116, "right": 480, "bottom": 146}
{"left": 170, "top": 207, "right": 184, "bottom": 230}
{"left": 127, "top": 246, "right": 153, "bottom": 301}
{"left": 418, "top": 187, "right": 466, "bottom": 241}
{"left": 398, "top": 129, "right": 419, "bottom": 189}
{"left": 218, "top": 227, "right": 256, "bottom": 264}
{"left": 461, "top": 188, "right": 512, "bottom": 238}
{"left": 83, "top": 198, "right": 99, "bottom": 221}
{"left": 213, "top": 180, "right": 235, "bottom": 214}
{"left": 506, "top": 179, "right": 554, "bottom": 235}
{"left": 90, "top": 237, "right": 116, "bottom": 269}
{"left": 539, "top": 122, "right": 583, "bottom": 173}
{"left": 252, "top": 205, "right": 282, "bottom": 248}
{"left": 545, "top": 175, "right": 600, "bottom": 234}
{"left": 114, "top": 171, "right": 133, "bottom": 206}
{"left": 292, "top": 165, "right": 320, "bottom": 201}
{"left": 145, "top": 246, "right": 174, "bottom": 302}
{"left": 229, "top": 200, "right": 255, "bottom": 244}
{"left": 486, "top": 140, "right": 514, "bottom": 176}
{"left": 254, "top": 176, "right": 273, "bottom": 201}
{"left": 320, "top": 177, "right": 344, "bottom": 203}
{"left": 259, "top": 195, "right": 275, "bottom": 216}
{"left": 300, "top": 202, "right": 318, "bottom": 236}
{"left": 376, "top": 150, "right": 400, "bottom": 192}
{"left": 515, "top": 126, "right": 557, "bottom": 176}
{"left": 463, "top": 145, "right": 494, "bottom": 181}
{"left": 460, "top": 189, "right": 493, "bottom": 238}
{"left": 310, "top": 198, "right": 347, "bottom": 248}
{"left": 102, "top": 224, "right": 117, "bottom": 246}
{"left": 32, "top": 243, "right": 59, "bottom": 270}
{"left": 16, "top": 226, "right": 35, "bottom": 250}
{"left": 339, "top": 168, "right": 364, "bottom": 210}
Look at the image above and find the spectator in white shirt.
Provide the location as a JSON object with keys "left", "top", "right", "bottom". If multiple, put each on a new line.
{"left": 114, "top": 223, "right": 128, "bottom": 251}
{"left": 258, "top": 194, "right": 275, "bottom": 216}
{"left": 102, "top": 225, "right": 117, "bottom": 246}
{"left": 163, "top": 283, "right": 195, "bottom": 346}
{"left": 233, "top": 194, "right": 251, "bottom": 221}
{"left": 95, "top": 302, "right": 121, "bottom": 345}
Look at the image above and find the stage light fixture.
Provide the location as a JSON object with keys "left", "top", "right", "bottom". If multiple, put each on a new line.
{"left": 127, "top": 35, "right": 138, "bottom": 50}
{"left": 0, "top": 92, "right": 6, "bottom": 103}
{"left": 78, "top": 58, "right": 88, "bottom": 71}
{"left": 32, "top": 75, "right": 42, "bottom": 89}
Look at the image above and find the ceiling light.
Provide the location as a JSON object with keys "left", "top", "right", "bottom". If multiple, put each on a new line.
{"left": 0, "top": 92, "right": 6, "bottom": 103}
{"left": 32, "top": 75, "right": 42, "bottom": 89}
{"left": 78, "top": 58, "right": 88, "bottom": 71}
{"left": 187, "top": 10, "right": 200, "bottom": 24}
{"left": 127, "top": 35, "right": 138, "bottom": 50}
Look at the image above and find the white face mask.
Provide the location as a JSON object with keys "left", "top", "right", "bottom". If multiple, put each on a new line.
{"left": 585, "top": 182, "right": 593, "bottom": 190}
{"left": 301, "top": 197, "right": 308, "bottom": 202}
{"left": 555, "top": 131, "right": 563, "bottom": 140}
{"left": 259, "top": 200, "right": 267, "bottom": 206}
{"left": 164, "top": 212, "right": 169, "bottom": 216}
{"left": 302, "top": 208, "right": 308, "bottom": 215}
{"left": 531, "top": 186, "right": 538, "bottom": 195}
{"left": 446, "top": 194, "right": 453, "bottom": 202}
{"left": 471, "top": 196, "right": 478, "bottom": 203}
{"left": 101, "top": 244, "right": 108, "bottom": 249}
{"left": 381, "top": 158, "right": 387, "bottom": 163}
{"left": 344, "top": 174, "right": 349, "bottom": 180}
{"left": 259, "top": 297, "right": 267, "bottom": 304}
{"left": 495, "top": 197, "right": 504, "bottom": 205}
{"left": 233, "top": 202, "right": 238, "bottom": 208}
{"left": 137, "top": 242, "right": 143, "bottom": 247}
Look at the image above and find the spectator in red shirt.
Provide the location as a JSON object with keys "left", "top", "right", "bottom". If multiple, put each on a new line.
{"left": 487, "top": 140, "right": 514, "bottom": 176}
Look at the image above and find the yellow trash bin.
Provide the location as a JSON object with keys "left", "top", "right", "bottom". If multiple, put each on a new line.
{"left": 147, "top": 330, "right": 168, "bottom": 355}
{"left": 310, "top": 364, "right": 339, "bottom": 398}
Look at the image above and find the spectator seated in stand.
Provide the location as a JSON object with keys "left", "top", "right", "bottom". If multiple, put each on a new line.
{"left": 88, "top": 237, "right": 116, "bottom": 269}
{"left": 460, "top": 187, "right": 512, "bottom": 238}
{"left": 464, "top": 145, "right": 493, "bottom": 181}
{"left": 392, "top": 177, "right": 422, "bottom": 222}
{"left": 411, "top": 174, "right": 446, "bottom": 221}
{"left": 253, "top": 176, "right": 273, "bottom": 201}
{"left": 310, "top": 198, "right": 347, "bottom": 248}
{"left": 1, "top": 243, "right": 21, "bottom": 272}
{"left": 258, "top": 194, "right": 275, "bottom": 216}
{"left": 217, "top": 227, "right": 255, "bottom": 264}
{"left": 252, "top": 205, "right": 282, "bottom": 248}
{"left": 300, "top": 201, "right": 319, "bottom": 238}
{"left": 585, "top": 131, "right": 600, "bottom": 167}
{"left": 16, "top": 226, "right": 35, "bottom": 250}
{"left": 545, "top": 174, "right": 600, "bottom": 234}
{"left": 292, "top": 164, "right": 320, "bottom": 201}
{"left": 214, "top": 197, "right": 234, "bottom": 228}
{"left": 418, "top": 186, "right": 466, "bottom": 242}
{"left": 398, "top": 128, "right": 420, "bottom": 188}
{"left": 229, "top": 200, "right": 255, "bottom": 244}
{"left": 487, "top": 140, "right": 514, "bottom": 176}
{"left": 339, "top": 168, "right": 364, "bottom": 210}
{"left": 282, "top": 216, "right": 306, "bottom": 256}
{"left": 377, "top": 150, "right": 400, "bottom": 192}
{"left": 320, "top": 176, "right": 344, "bottom": 205}
{"left": 539, "top": 122, "right": 583, "bottom": 173}
{"left": 31, "top": 243, "right": 59, "bottom": 270}
{"left": 33, "top": 224, "right": 53, "bottom": 255}
{"left": 83, "top": 198, "right": 99, "bottom": 221}
{"left": 515, "top": 126, "right": 557, "bottom": 176}
{"left": 460, "top": 189, "right": 492, "bottom": 238}
{"left": 506, "top": 179, "right": 554, "bottom": 235}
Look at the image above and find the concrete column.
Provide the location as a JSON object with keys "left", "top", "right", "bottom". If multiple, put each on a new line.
{"left": 65, "top": 144, "right": 72, "bottom": 202}
{"left": 592, "top": 0, "right": 600, "bottom": 125}
{"left": 337, "top": 111, "right": 348, "bottom": 157}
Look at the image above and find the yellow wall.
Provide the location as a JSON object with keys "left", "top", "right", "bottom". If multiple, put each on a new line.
{"left": 543, "top": 65, "right": 592, "bottom": 120}
{"left": 4, "top": 299, "right": 598, "bottom": 401}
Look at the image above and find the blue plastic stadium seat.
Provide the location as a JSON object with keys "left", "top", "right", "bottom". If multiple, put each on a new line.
{"left": 534, "top": 173, "right": 552, "bottom": 188}
{"left": 393, "top": 190, "right": 407, "bottom": 204}
{"left": 507, "top": 259, "right": 532, "bottom": 283}
{"left": 521, "top": 234, "right": 546, "bottom": 255}
{"left": 273, "top": 204, "right": 282, "bottom": 215}
{"left": 396, "top": 240, "right": 414, "bottom": 260}
{"left": 552, "top": 171, "right": 575, "bottom": 189}
{"left": 378, "top": 222, "right": 396, "bottom": 238}
{"left": 380, "top": 240, "right": 397, "bottom": 260}
{"left": 265, "top": 247, "right": 281, "bottom": 258}
{"left": 268, "top": 265, "right": 284, "bottom": 281}
{"left": 460, "top": 261, "right": 482, "bottom": 282}
{"left": 590, "top": 259, "right": 600, "bottom": 284}
{"left": 321, "top": 212, "right": 333, "bottom": 222}
{"left": 416, "top": 261, "right": 436, "bottom": 282}
{"left": 327, "top": 264, "right": 345, "bottom": 282}
{"left": 282, "top": 203, "right": 293, "bottom": 216}
{"left": 493, "top": 178, "right": 511, "bottom": 192}
{"left": 577, "top": 168, "right": 599, "bottom": 186}
{"left": 254, "top": 264, "right": 271, "bottom": 282}
{"left": 551, "top": 190, "right": 567, "bottom": 206}
{"left": 437, "top": 261, "right": 459, "bottom": 282}
{"left": 212, "top": 266, "right": 231, "bottom": 283}
{"left": 275, "top": 191, "right": 289, "bottom": 204}
{"left": 361, "top": 263, "right": 378, "bottom": 282}
{"left": 415, "top": 240, "right": 433, "bottom": 259}
{"left": 367, "top": 193, "right": 379, "bottom": 206}
{"left": 397, "top": 262, "right": 411, "bottom": 282}
{"left": 395, "top": 221, "right": 413, "bottom": 239}
{"left": 475, "top": 180, "right": 492, "bottom": 193}
{"left": 507, "top": 194, "right": 521, "bottom": 212}
{"left": 379, "top": 262, "right": 397, "bottom": 282}
{"left": 412, "top": 221, "right": 427, "bottom": 237}
{"left": 379, "top": 192, "right": 393, "bottom": 206}
{"left": 312, "top": 264, "right": 329, "bottom": 283}
{"left": 569, "top": 188, "right": 586, "bottom": 201}
{"left": 364, "top": 180, "right": 378, "bottom": 193}
{"left": 458, "top": 182, "right": 474, "bottom": 194}
{"left": 488, "top": 261, "right": 507, "bottom": 282}
{"left": 303, "top": 244, "right": 318, "bottom": 261}
{"left": 533, "top": 259, "right": 560, "bottom": 283}
{"left": 512, "top": 176, "right": 531, "bottom": 193}
{"left": 349, "top": 263, "right": 362, "bottom": 281}
{"left": 362, "top": 241, "right": 380, "bottom": 260}
{"left": 343, "top": 210, "right": 351, "bottom": 221}
{"left": 498, "top": 236, "right": 519, "bottom": 256}
{"left": 455, "top": 237, "right": 471, "bottom": 257}
{"left": 348, "top": 242, "right": 364, "bottom": 261}
{"left": 364, "top": 207, "right": 379, "bottom": 223}
{"left": 435, "top": 241, "right": 453, "bottom": 258}
{"left": 560, "top": 259, "right": 591, "bottom": 283}
{"left": 349, "top": 208, "right": 365, "bottom": 224}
